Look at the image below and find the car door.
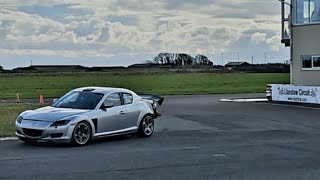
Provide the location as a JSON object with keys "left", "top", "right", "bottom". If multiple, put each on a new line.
{"left": 97, "top": 93, "right": 127, "bottom": 133}
{"left": 122, "top": 93, "right": 141, "bottom": 129}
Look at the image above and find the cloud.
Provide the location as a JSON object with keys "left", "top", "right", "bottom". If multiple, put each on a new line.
{"left": 0, "top": 0, "right": 288, "bottom": 67}
{"left": 251, "top": 32, "right": 267, "bottom": 44}
{"left": 0, "top": 48, "right": 115, "bottom": 58}
{"left": 266, "top": 34, "right": 281, "bottom": 52}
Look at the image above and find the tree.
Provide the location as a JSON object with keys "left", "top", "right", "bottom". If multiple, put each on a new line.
{"left": 195, "top": 54, "right": 213, "bottom": 65}
{"left": 144, "top": 60, "right": 154, "bottom": 64}
{"left": 152, "top": 53, "right": 213, "bottom": 66}
{"left": 153, "top": 55, "right": 162, "bottom": 64}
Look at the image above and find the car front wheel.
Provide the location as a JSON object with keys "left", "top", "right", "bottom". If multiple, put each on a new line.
{"left": 138, "top": 115, "right": 155, "bottom": 137}
{"left": 71, "top": 121, "right": 92, "bottom": 146}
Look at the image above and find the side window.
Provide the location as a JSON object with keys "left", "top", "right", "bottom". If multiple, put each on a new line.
{"left": 313, "top": 56, "right": 320, "bottom": 68}
{"left": 104, "top": 93, "right": 122, "bottom": 107}
{"left": 295, "top": 0, "right": 320, "bottom": 24}
{"left": 123, "top": 93, "right": 133, "bottom": 105}
{"left": 302, "top": 55, "right": 312, "bottom": 69}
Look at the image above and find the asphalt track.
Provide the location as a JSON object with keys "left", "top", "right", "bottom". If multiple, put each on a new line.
{"left": 1, "top": 94, "right": 320, "bottom": 180}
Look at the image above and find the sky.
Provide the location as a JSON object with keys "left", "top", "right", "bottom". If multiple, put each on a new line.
{"left": 0, "top": 0, "right": 289, "bottom": 69}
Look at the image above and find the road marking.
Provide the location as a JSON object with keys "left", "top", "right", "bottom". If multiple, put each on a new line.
{"left": 257, "top": 102, "right": 320, "bottom": 110}
{"left": 212, "top": 153, "right": 228, "bottom": 157}
{"left": 219, "top": 98, "right": 268, "bottom": 102}
{"left": 0, "top": 137, "right": 18, "bottom": 141}
{"left": 220, "top": 98, "right": 320, "bottom": 110}
{"left": 219, "top": 99, "right": 234, "bottom": 102}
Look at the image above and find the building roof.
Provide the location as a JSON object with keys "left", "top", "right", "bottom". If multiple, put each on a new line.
{"left": 91, "top": 66, "right": 126, "bottom": 70}
{"left": 31, "top": 65, "right": 83, "bottom": 68}
{"left": 225, "top": 62, "right": 250, "bottom": 66}
{"left": 128, "top": 63, "right": 158, "bottom": 68}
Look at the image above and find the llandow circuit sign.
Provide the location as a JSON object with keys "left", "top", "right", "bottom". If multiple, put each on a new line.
{"left": 272, "top": 84, "right": 320, "bottom": 104}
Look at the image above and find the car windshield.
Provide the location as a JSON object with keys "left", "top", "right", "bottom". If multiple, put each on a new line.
{"left": 52, "top": 91, "right": 104, "bottom": 110}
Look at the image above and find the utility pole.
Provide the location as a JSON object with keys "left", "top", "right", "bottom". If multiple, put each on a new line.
{"left": 237, "top": 52, "right": 239, "bottom": 63}
{"left": 264, "top": 53, "right": 267, "bottom": 64}
{"left": 252, "top": 56, "right": 254, "bottom": 64}
{"left": 221, "top": 53, "right": 224, "bottom": 66}
{"left": 31, "top": 60, "right": 33, "bottom": 66}
{"left": 212, "top": 54, "right": 214, "bottom": 65}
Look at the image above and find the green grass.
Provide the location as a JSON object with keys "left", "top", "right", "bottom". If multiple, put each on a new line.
{"left": 0, "top": 72, "right": 289, "bottom": 99}
{"left": 0, "top": 104, "right": 42, "bottom": 137}
{"left": 0, "top": 72, "right": 289, "bottom": 136}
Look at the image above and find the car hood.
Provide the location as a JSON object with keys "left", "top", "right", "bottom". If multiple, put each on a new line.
{"left": 23, "top": 106, "right": 91, "bottom": 122}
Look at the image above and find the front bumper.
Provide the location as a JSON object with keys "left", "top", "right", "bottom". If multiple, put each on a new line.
{"left": 15, "top": 120, "right": 75, "bottom": 143}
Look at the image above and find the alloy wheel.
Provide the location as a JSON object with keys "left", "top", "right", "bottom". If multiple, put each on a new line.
{"left": 143, "top": 116, "right": 154, "bottom": 136}
{"left": 73, "top": 122, "right": 91, "bottom": 145}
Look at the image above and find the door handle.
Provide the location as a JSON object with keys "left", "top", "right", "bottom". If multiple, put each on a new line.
{"left": 120, "top": 111, "right": 126, "bottom": 115}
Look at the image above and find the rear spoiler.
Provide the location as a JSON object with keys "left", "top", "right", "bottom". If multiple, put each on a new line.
{"left": 138, "top": 94, "right": 164, "bottom": 106}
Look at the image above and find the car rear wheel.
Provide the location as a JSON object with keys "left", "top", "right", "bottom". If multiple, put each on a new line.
{"left": 138, "top": 115, "right": 155, "bottom": 137}
{"left": 71, "top": 121, "right": 92, "bottom": 146}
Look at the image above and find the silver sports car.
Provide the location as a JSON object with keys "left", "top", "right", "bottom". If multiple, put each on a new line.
{"left": 15, "top": 87, "right": 164, "bottom": 146}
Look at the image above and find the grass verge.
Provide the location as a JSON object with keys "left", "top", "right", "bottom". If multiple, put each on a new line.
{"left": 0, "top": 72, "right": 289, "bottom": 99}
{"left": 0, "top": 104, "right": 42, "bottom": 137}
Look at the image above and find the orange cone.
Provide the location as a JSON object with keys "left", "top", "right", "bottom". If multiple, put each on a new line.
{"left": 16, "top": 93, "right": 21, "bottom": 103}
{"left": 39, "top": 95, "right": 44, "bottom": 105}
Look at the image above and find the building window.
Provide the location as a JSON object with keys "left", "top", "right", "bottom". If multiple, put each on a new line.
{"left": 302, "top": 55, "right": 320, "bottom": 69}
{"left": 313, "top": 56, "right": 320, "bottom": 67}
{"left": 302, "top": 55, "right": 312, "bottom": 68}
{"left": 294, "top": 0, "right": 320, "bottom": 25}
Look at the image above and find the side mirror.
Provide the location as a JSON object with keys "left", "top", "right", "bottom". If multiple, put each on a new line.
{"left": 53, "top": 99, "right": 59, "bottom": 103}
{"left": 101, "top": 102, "right": 114, "bottom": 110}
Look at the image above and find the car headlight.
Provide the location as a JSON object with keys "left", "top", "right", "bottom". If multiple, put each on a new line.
{"left": 16, "top": 116, "right": 23, "bottom": 123}
{"left": 51, "top": 120, "right": 71, "bottom": 127}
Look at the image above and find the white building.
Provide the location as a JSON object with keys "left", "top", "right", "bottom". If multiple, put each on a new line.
{"left": 267, "top": 0, "right": 320, "bottom": 104}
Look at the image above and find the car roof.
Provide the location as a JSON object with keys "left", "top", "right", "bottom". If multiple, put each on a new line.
{"left": 73, "top": 87, "right": 136, "bottom": 95}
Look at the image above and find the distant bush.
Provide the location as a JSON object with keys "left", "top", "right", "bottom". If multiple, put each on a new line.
{"left": 235, "top": 64, "right": 290, "bottom": 73}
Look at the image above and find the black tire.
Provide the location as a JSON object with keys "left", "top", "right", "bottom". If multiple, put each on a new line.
{"left": 138, "top": 115, "right": 155, "bottom": 138}
{"left": 71, "top": 121, "right": 92, "bottom": 146}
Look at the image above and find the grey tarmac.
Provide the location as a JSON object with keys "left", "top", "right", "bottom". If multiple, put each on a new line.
{"left": 1, "top": 94, "right": 320, "bottom": 180}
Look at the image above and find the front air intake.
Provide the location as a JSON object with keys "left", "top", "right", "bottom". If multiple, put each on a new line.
{"left": 22, "top": 128, "right": 43, "bottom": 137}
{"left": 51, "top": 133, "right": 63, "bottom": 138}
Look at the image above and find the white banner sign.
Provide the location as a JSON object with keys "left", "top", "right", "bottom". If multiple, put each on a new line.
{"left": 272, "top": 84, "right": 320, "bottom": 104}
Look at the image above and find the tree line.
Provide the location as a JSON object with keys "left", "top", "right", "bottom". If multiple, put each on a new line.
{"left": 147, "top": 53, "right": 213, "bottom": 66}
